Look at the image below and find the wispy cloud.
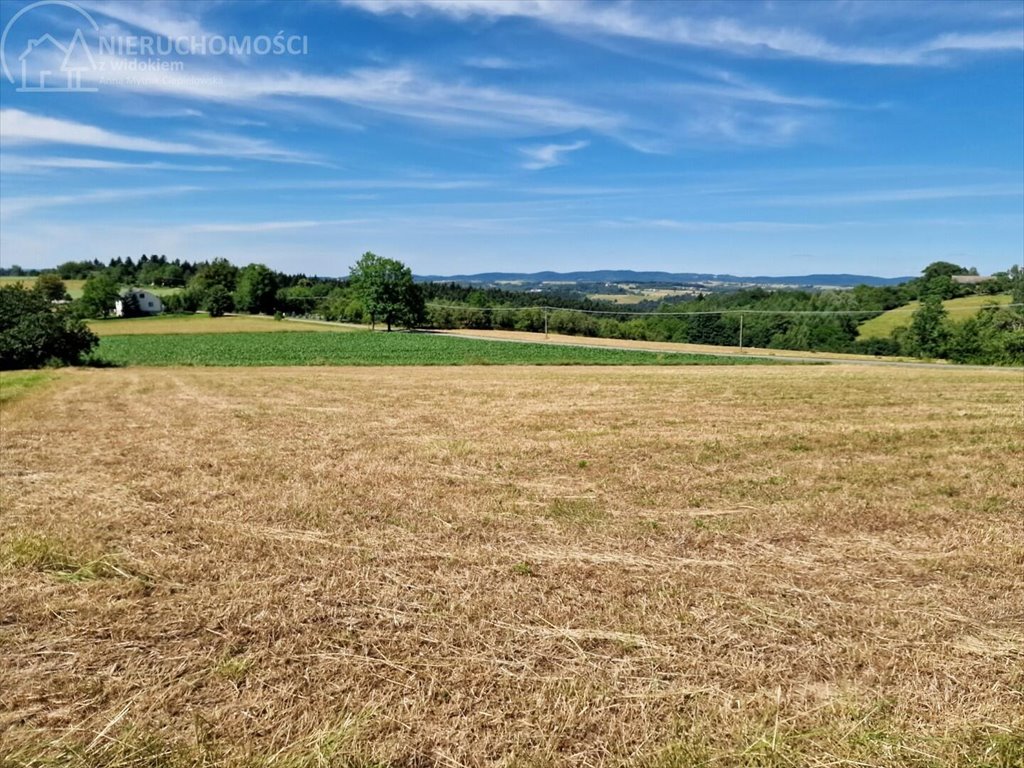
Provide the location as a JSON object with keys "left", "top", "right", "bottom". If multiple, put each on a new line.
{"left": 685, "top": 109, "right": 812, "bottom": 147}
{"left": 30, "top": 51, "right": 838, "bottom": 154}
{"left": 1, "top": 156, "right": 231, "bottom": 173}
{"left": 0, "top": 109, "right": 317, "bottom": 164}
{"left": 520, "top": 140, "right": 589, "bottom": 170}
{"left": 70, "top": 62, "right": 624, "bottom": 139}
{"left": 80, "top": 0, "right": 218, "bottom": 51}
{"left": 1, "top": 109, "right": 201, "bottom": 154}
{"left": 464, "top": 55, "right": 522, "bottom": 70}
{"left": 605, "top": 218, "right": 824, "bottom": 233}
{"left": 668, "top": 69, "right": 846, "bottom": 109}
{"left": 522, "top": 185, "right": 638, "bottom": 196}
{"left": 759, "top": 184, "right": 1024, "bottom": 206}
{"left": 185, "top": 220, "right": 344, "bottom": 234}
{"left": 271, "top": 178, "right": 491, "bottom": 191}
{"left": 343, "top": 0, "right": 1023, "bottom": 65}
{"left": 1, "top": 185, "right": 201, "bottom": 218}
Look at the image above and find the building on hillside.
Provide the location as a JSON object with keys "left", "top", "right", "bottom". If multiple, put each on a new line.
{"left": 115, "top": 288, "right": 163, "bottom": 317}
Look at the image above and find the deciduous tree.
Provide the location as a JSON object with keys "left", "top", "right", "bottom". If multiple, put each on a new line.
{"left": 77, "top": 273, "right": 121, "bottom": 318}
{"left": 349, "top": 252, "right": 424, "bottom": 331}
{"left": 204, "top": 285, "right": 233, "bottom": 317}
{"left": 903, "top": 295, "right": 950, "bottom": 359}
{"left": 234, "top": 264, "right": 279, "bottom": 314}
{"left": 34, "top": 273, "right": 69, "bottom": 302}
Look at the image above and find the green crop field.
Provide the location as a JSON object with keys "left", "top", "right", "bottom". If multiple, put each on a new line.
{"left": 857, "top": 293, "right": 1013, "bottom": 340}
{"left": 93, "top": 331, "right": 781, "bottom": 367}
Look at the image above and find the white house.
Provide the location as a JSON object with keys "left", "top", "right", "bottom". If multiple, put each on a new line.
{"left": 115, "top": 289, "right": 164, "bottom": 317}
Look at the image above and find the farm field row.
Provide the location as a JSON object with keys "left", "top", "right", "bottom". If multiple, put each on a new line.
{"left": 586, "top": 290, "right": 696, "bottom": 304}
{"left": 75, "top": 313, "right": 1016, "bottom": 366}
{"left": 856, "top": 293, "right": 1013, "bottom": 339}
{"left": 91, "top": 330, "right": 778, "bottom": 366}
{"left": 2, "top": 364, "right": 1021, "bottom": 765}
{"left": 439, "top": 327, "right": 925, "bottom": 363}
{"left": 87, "top": 313, "right": 352, "bottom": 336}
{"left": 0, "top": 276, "right": 87, "bottom": 298}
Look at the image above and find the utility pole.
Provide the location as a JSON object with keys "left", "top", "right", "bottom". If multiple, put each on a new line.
{"left": 544, "top": 308, "right": 549, "bottom": 338}
{"left": 738, "top": 313, "right": 744, "bottom": 352}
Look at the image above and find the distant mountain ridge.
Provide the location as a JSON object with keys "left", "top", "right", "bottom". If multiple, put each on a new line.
{"left": 416, "top": 270, "right": 912, "bottom": 287}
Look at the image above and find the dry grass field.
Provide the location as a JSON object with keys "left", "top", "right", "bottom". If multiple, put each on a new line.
{"left": 441, "top": 328, "right": 924, "bottom": 363}
{"left": 587, "top": 291, "right": 696, "bottom": 305}
{"left": 2, "top": 365, "right": 1023, "bottom": 767}
{"left": 0, "top": 277, "right": 87, "bottom": 299}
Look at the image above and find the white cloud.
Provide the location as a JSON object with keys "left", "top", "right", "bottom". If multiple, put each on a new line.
{"left": 606, "top": 218, "right": 823, "bottom": 233}
{"left": 271, "top": 178, "right": 490, "bottom": 191}
{"left": 1, "top": 185, "right": 200, "bottom": 217}
{"left": 0, "top": 109, "right": 317, "bottom": 164}
{"left": 668, "top": 70, "right": 845, "bottom": 109}
{"left": 1, "top": 156, "right": 230, "bottom": 173}
{"left": 342, "top": 0, "right": 1023, "bottom": 65}
{"left": 186, "top": 220, "right": 337, "bottom": 234}
{"left": 464, "top": 56, "right": 521, "bottom": 69}
{"left": 0, "top": 109, "right": 200, "bottom": 154}
{"left": 68, "top": 61, "right": 623, "bottom": 139}
{"left": 760, "top": 184, "right": 1024, "bottom": 206}
{"left": 520, "top": 140, "right": 589, "bottom": 170}
{"left": 685, "top": 109, "right": 812, "bottom": 147}
{"left": 80, "top": 0, "right": 217, "bottom": 49}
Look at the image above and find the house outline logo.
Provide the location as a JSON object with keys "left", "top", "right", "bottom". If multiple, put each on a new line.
{"left": 1, "top": 0, "right": 100, "bottom": 92}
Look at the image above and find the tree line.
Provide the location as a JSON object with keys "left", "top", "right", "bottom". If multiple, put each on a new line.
{"left": 3, "top": 254, "right": 1022, "bottom": 369}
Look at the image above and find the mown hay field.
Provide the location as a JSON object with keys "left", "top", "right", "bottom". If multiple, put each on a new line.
{"left": 0, "top": 277, "right": 87, "bottom": 299}
{"left": 87, "top": 314, "right": 355, "bottom": 336}
{"left": 1, "top": 365, "right": 1022, "bottom": 767}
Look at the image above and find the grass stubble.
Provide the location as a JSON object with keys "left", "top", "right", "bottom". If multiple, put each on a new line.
{"left": 1, "top": 365, "right": 1022, "bottom": 767}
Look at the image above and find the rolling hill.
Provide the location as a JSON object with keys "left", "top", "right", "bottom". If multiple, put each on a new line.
{"left": 857, "top": 294, "right": 1013, "bottom": 339}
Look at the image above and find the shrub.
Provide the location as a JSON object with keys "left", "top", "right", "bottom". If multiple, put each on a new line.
{"left": 0, "top": 285, "right": 98, "bottom": 369}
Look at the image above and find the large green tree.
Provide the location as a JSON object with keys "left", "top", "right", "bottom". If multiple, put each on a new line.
{"left": 349, "top": 252, "right": 424, "bottom": 331}
{"left": 921, "top": 261, "right": 968, "bottom": 283}
{"left": 1008, "top": 264, "right": 1024, "bottom": 306}
{"left": 902, "top": 295, "right": 950, "bottom": 359}
{"left": 34, "top": 273, "right": 69, "bottom": 302}
{"left": 77, "top": 273, "right": 121, "bottom": 318}
{"left": 0, "top": 285, "right": 98, "bottom": 369}
{"left": 204, "top": 285, "right": 233, "bottom": 317}
{"left": 234, "top": 264, "right": 279, "bottom": 315}
{"left": 191, "top": 258, "right": 239, "bottom": 295}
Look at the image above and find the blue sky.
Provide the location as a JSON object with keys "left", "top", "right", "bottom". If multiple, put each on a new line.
{"left": 0, "top": 0, "right": 1021, "bottom": 277}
